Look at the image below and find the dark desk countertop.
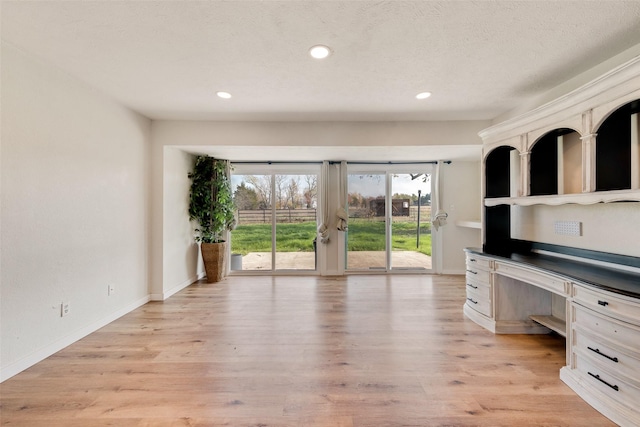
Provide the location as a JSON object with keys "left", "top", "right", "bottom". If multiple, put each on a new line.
{"left": 465, "top": 247, "right": 640, "bottom": 298}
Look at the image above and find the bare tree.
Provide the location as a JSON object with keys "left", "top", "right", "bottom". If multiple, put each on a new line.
{"left": 245, "top": 175, "right": 271, "bottom": 209}
{"left": 274, "top": 175, "right": 286, "bottom": 208}
{"left": 303, "top": 174, "right": 317, "bottom": 208}
{"left": 244, "top": 174, "right": 318, "bottom": 209}
{"left": 284, "top": 176, "right": 301, "bottom": 208}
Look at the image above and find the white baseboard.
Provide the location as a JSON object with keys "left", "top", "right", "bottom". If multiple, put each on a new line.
{"left": 442, "top": 269, "right": 466, "bottom": 275}
{"left": 0, "top": 295, "right": 150, "bottom": 383}
{"left": 322, "top": 269, "right": 341, "bottom": 276}
{"left": 150, "top": 272, "right": 205, "bottom": 301}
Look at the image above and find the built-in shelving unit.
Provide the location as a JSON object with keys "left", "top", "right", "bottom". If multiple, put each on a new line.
{"left": 472, "top": 54, "right": 640, "bottom": 427}
{"left": 482, "top": 92, "right": 640, "bottom": 218}
{"left": 482, "top": 99, "right": 640, "bottom": 214}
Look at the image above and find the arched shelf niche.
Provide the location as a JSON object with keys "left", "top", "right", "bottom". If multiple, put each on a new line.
{"left": 594, "top": 99, "right": 640, "bottom": 191}
{"left": 483, "top": 145, "right": 519, "bottom": 254}
{"left": 485, "top": 145, "right": 520, "bottom": 199}
{"left": 529, "top": 128, "right": 582, "bottom": 196}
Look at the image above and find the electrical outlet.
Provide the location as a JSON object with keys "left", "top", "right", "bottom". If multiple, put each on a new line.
{"left": 108, "top": 284, "right": 115, "bottom": 296}
{"left": 61, "top": 301, "right": 70, "bottom": 317}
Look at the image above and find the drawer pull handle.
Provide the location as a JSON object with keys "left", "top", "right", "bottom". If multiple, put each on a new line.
{"left": 587, "top": 372, "right": 619, "bottom": 391}
{"left": 466, "top": 283, "right": 478, "bottom": 289}
{"left": 469, "top": 258, "right": 477, "bottom": 262}
{"left": 587, "top": 347, "right": 619, "bottom": 363}
{"left": 466, "top": 269, "right": 477, "bottom": 275}
{"left": 597, "top": 300, "right": 609, "bottom": 307}
{"left": 466, "top": 297, "right": 478, "bottom": 304}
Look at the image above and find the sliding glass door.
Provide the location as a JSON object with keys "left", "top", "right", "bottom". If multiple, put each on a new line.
{"left": 275, "top": 174, "right": 317, "bottom": 270}
{"left": 346, "top": 173, "right": 386, "bottom": 270}
{"left": 346, "top": 166, "right": 432, "bottom": 272}
{"left": 230, "top": 166, "right": 319, "bottom": 272}
{"left": 230, "top": 174, "right": 273, "bottom": 271}
{"left": 390, "top": 173, "right": 432, "bottom": 270}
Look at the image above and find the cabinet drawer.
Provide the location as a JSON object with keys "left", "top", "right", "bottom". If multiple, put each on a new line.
{"left": 573, "top": 351, "right": 640, "bottom": 410}
{"left": 494, "top": 261, "right": 569, "bottom": 295}
{"left": 573, "top": 304, "right": 640, "bottom": 350}
{"left": 573, "top": 329, "right": 640, "bottom": 386}
{"left": 465, "top": 254, "right": 492, "bottom": 271}
{"left": 465, "top": 293, "right": 491, "bottom": 317}
{"left": 466, "top": 279, "right": 491, "bottom": 301}
{"left": 573, "top": 284, "right": 640, "bottom": 325}
{"left": 465, "top": 267, "right": 490, "bottom": 283}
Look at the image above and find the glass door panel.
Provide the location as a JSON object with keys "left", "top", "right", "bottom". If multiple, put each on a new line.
{"left": 346, "top": 173, "right": 386, "bottom": 270}
{"left": 230, "top": 174, "right": 273, "bottom": 271}
{"left": 275, "top": 174, "right": 317, "bottom": 270}
{"left": 390, "top": 173, "right": 432, "bottom": 270}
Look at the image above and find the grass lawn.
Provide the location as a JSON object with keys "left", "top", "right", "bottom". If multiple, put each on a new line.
{"left": 231, "top": 220, "right": 432, "bottom": 256}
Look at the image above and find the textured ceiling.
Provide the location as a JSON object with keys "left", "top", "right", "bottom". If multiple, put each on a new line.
{"left": 3, "top": 0, "right": 640, "bottom": 124}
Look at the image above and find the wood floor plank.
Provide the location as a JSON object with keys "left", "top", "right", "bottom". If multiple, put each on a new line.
{"left": 0, "top": 275, "right": 615, "bottom": 426}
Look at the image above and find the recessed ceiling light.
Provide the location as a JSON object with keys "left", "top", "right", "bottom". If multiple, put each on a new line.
{"left": 309, "top": 45, "right": 331, "bottom": 59}
{"left": 216, "top": 91, "right": 232, "bottom": 99}
{"left": 416, "top": 92, "right": 432, "bottom": 100}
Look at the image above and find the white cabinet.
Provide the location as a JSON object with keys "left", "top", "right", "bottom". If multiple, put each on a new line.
{"left": 464, "top": 251, "right": 569, "bottom": 336}
{"left": 463, "top": 249, "right": 640, "bottom": 426}
{"left": 561, "top": 284, "right": 640, "bottom": 427}
{"left": 463, "top": 252, "right": 495, "bottom": 331}
{"left": 474, "top": 53, "right": 640, "bottom": 426}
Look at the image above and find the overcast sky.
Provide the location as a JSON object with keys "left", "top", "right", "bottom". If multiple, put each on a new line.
{"left": 348, "top": 173, "right": 431, "bottom": 198}
{"left": 232, "top": 173, "right": 431, "bottom": 199}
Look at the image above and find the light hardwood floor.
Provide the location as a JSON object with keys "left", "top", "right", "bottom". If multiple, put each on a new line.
{"left": 1, "top": 275, "right": 616, "bottom": 426}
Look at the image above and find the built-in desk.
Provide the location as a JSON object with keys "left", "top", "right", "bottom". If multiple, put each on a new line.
{"left": 464, "top": 247, "right": 640, "bottom": 427}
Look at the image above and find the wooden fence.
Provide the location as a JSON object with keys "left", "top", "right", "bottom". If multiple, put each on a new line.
{"left": 237, "top": 206, "right": 431, "bottom": 224}
{"left": 238, "top": 209, "right": 317, "bottom": 224}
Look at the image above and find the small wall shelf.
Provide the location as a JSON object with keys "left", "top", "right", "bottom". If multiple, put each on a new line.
{"left": 455, "top": 220, "right": 481, "bottom": 229}
{"left": 530, "top": 314, "right": 566, "bottom": 337}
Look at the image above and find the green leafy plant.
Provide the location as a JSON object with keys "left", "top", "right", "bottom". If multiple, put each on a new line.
{"left": 188, "top": 156, "right": 236, "bottom": 243}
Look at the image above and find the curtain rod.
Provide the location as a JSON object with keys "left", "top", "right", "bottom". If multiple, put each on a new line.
{"left": 339, "top": 161, "right": 451, "bottom": 165}
{"left": 232, "top": 161, "right": 322, "bottom": 165}
{"left": 231, "top": 160, "right": 452, "bottom": 165}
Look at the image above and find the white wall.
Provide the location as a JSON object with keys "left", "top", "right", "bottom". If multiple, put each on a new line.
{"left": 160, "top": 148, "right": 203, "bottom": 299}
{"left": 0, "top": 44, "right": 151, "bottom": 380}
{"left": 440, "top": 161, "right": 482, "bottom": 273}
{"left": 151, "top": 120, "right": 486, "bottom": 286}
{"left": 151, "top": 120, "right": 487, "bottom": 148}
{"left": 494, "top": 43, "right": 640, "bottom": 124}
{"left": 511, "top": 203, "right": 640, "bottom": 258}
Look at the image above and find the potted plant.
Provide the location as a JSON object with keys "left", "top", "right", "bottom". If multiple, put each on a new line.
{"left": 188, "top": 155, "right": 236, "bottom": 283}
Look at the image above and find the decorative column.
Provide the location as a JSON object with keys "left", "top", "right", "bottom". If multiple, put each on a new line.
{"left": 632, "top": 112, "right": 639, "bottom": 190}
{"left": 581, "top": 110, "right": 596, "bottom": 193}
{"left": 519, "top": 134, "right": 530, "bottom": 197}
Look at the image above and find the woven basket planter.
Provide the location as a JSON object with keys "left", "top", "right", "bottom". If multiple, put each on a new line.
{"left": 201, "top": 241, "right": 228, "bottom": 283}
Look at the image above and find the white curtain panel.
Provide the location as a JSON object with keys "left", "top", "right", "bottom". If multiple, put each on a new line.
{"left": 432, "top": 161, "right": 448, "bottom": 230}
{"left": 317, "top": 161, "right": 331, "bottom": 243}
{"left": 336, "top": 161, "right": 348, "bottom": 231}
